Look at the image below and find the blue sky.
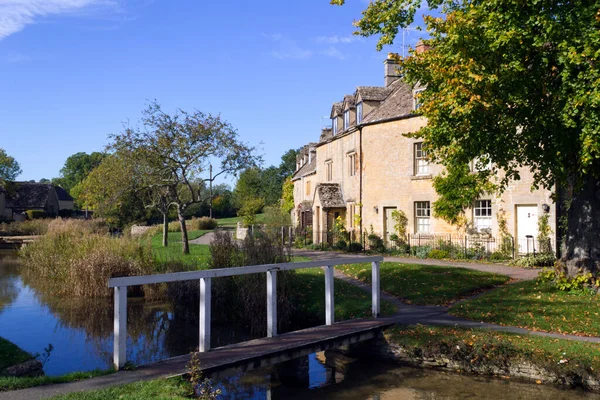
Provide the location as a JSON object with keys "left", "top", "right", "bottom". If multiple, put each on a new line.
{"left": 0, "top": 0, "right": 426, "bottom": 182}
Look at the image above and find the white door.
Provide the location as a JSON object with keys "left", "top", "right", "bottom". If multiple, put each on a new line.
{"left": 516, "top": 205, "right": 538, "bottom": 253}
{"left": 384, "top": 207, "right": 397, "bottom": 244}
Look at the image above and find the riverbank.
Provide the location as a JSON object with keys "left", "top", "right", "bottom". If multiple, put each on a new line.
{"left": 376, "top": 324, "right": 600, "bottom": 392}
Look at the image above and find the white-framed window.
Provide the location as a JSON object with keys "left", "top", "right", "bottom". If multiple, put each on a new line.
{"left": 414, "top": 142, "right": 430, "bottom": 175}
{"left": 344, "top": 110, "right": 350, "bottom": 130}
{"left": 332, "top": 118, "right": 338, "bottom": 135}
{"left": 326, "top": 161, "right": 333, "bottom": 181}
{"left": 415, "top": 201, "right": 431, "bottom": 233}
{"left": 348, "top": 152, "right": 357, "bottom": 177}
{"left": 356, "top": 102, "right": 363, "bottom": 124}
{"left": 473, "top": 200, "right": 492, "bottom": 232}
{"left": 413, "top": 88, "right": 425, "bottom": 110}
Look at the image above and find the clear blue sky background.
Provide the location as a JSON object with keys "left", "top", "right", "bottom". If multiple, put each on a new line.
{"left": 0, "top": 0, "right": 425, "bottom": 183}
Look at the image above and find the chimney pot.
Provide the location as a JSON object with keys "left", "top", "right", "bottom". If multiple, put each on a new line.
{"left": 383, "top": 53, "right": 400, "bottom": 87}
{"left": 415, "top": 40, "right": 431, "bottom": 54}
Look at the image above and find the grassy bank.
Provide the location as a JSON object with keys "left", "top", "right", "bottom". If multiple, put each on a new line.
{"left": 147, "top": 230, "right": 210, "bottom": 267}
{"left": 449, "top": 279, "right": 600, "bottom": 336}
{"left": 336, "top": 262, "right": 510, "bottom": 305}
{"left": 385, "top": 325, "right": 600, "bottom": 389}
{"left": 50, "top": 376, "right": 192, "bottom": 399}
{"left": 0, "top": 370, "right": 112, "bottom": 392}
{"left": 0, "top": 337, "right": 32, "bottom": 372}
{"left": 292, "top": 268, "right": 396, "bottom": 321}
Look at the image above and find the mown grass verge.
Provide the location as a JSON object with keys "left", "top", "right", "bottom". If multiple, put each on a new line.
{"left": 0, "top": 337, "right": 33, "bottom": 372}
{"left": 147, "top": 230, "right": 211, "bottom": 268}
{"left": 450, "top": 279, "right": 600, "bottom": 336}
{"left": 336, "top": 262, "right": 510, "bottom": 305}
{"left": 292, "top": 269, "right": 396, "bottom": 322}
{"left": 49, "top": 376, "right": 191, "bottom": 399}
{"left": 385, "top": 325, "right": 600, "bottom": 390}
{"left": 215, "top": 214, "right": 265, "bottom": 228}
{"left": 0, "top": 370, "right": 113, "bottom": 392}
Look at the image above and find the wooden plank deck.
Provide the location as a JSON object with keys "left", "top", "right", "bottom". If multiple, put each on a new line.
{"left": 139, "top": 317, "right": 394, "bottom": 379}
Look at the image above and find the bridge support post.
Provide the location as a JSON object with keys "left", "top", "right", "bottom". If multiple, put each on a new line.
{"left": 372, "top": 261, "right": 380, "bottom": 317}
{"left": 267, "top": 270, "right": 277, "bottom": 337}
{"left": 113, "top": 286, "right": 127, "bottom": 370}
{"left": 199, "top": 277, "right": 211, "bottom": 352}
{"left": 325, "top": 265, "right": 334, "bottom": 325}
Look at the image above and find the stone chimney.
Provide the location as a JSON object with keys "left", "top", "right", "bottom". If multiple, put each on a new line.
{"left": 415, "top": 40, "right": 431, "bottom": 54}
{"left": 320, "top": 127, "right": 333, "bottom": 143}
{"left": 384, "top": 53, "right": 400, "bottom": 87}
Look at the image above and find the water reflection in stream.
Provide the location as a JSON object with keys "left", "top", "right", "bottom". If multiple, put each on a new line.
{"left": 2, "top": 249, "right": 600, "bottom": 399}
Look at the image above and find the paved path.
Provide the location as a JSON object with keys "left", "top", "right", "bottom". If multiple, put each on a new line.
{"left": 188, "top": 231, "right": 216, "bottom": 245}
{"left": 294, "top": 249, "right": 539, "bottom": 280}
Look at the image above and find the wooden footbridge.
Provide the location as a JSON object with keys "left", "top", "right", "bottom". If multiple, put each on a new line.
{"left": 108, "top": 256, "right": 392, "bottom": 376}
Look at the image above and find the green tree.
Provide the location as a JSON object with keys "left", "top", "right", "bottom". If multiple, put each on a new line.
{"left": 111, "top": 101, "right": 259, "bottom": 254}
{"left": 78, "top": 153, "right": 151, "bottom": 227}
{"left": 234, "top": 168, "right": 264, "bottom": 207}
{"left": 0, "top": 148, "right": 21, "bottom": 181}
{"left": 281, "top": 177, "right": 294, "bottom": 214}
{"left": 334, "top": 0, "right": 600, "bottom": 276}
{"left": 53, "top": 152, "right": 106, "bottom": 195}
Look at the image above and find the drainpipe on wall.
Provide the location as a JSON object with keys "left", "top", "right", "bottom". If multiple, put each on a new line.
{"left": 359, "top": 126, "right": 363, "bottom": 245}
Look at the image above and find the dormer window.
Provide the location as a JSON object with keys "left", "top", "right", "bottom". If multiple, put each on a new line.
{"left": 413, "top": 88, "right": 425, "bottom": 110}
{"left": 356, "top": 102, "right": 363, "bottom": 124}
{"left": 344, "top": 110, "right": 350, "bottom": 130}
{"left": 332, "top": 118, "right": 338, "bottom": 135}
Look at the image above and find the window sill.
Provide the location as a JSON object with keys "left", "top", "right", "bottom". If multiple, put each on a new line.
{"left": 411, "top": 174, "right": 432, "bottom": 181}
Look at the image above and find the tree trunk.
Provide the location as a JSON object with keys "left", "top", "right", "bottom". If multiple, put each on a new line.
{"left": 162, "top": 213, "right": 168, "bottom": 247}
{"left": 178, "top": 208, "right": 190, "bottom": 255}
{"left": 561, "top": 175, "right": 600, "bottom": 277}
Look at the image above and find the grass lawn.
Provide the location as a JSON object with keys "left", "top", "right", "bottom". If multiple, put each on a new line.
{"left": 336, "top": 262, "right": 510, "bottom": 306}
{"left": 450, "top": 279, "right": 600, "bottom": 336}
{"left": 147, "top": 230, "right": 211, "bottom": 268}
{"left": 215, "top": 214, "right": 265, "bottom": 228}
{"left": 292, "top": 268, "right": 396, "bottom": 321}
{"left": 0, "top": 337, "right": 32, "bottom": 372}
{"left": 50, "top": 376, "right": 191, "bottom": 399}
{"left": 0, "top": 370, "right": 112, "bottom": 392}
{"left": 387, "top": 324, "right": 600, "bottom": 378}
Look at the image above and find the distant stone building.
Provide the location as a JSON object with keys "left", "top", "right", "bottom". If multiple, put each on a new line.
{"left": 0, "top": 182, "right": 72, "bottom": 220}
{"left": 292, "top": 52, "right": 556, "bottom": 253}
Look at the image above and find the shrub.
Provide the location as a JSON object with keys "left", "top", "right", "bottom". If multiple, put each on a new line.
{"left": 348, "top": 242, "right": 363, "bottom": 252}
{"left": 333, "top": 240, "right": 347, "bottom": 250}
{"left": 428, "top": 249, "right": 450, "bottom": 259}
{"left": 168, "top": 221, "right": 181, "bottom": 232}
{"left": 490, "top": 251, "right": 510, "bottom": 261}
{"left": 237, "top": 197, "right": 265, "bottom": 227}
{"left": 20, "top": 219, "right": 155, "bottom": 298}
{"left": 0, "top": 219, "right": 51, "bottom": 236}
{"left": 367, "top": 233, "right": 385, "bottom": 253}
{"left": 168, "top": 230, "right": 294, "bottom": 336}
{"left": 412, "top": 245, "right": 432, "bottom": 259}
{"left": 190, "top": 217, "right": 217, "bottom": 230}
{"left": 537, "top": 268, "right": 594, "bottom": 292}
{"left": 512, "top": 252, "right": 556, "bottom": 268}
{"left": 25, "top": 210, "right": 47, "bottom": 220}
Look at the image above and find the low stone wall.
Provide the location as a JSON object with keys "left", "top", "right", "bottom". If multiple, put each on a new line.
{"left": 366, "top": 336, "right": 600, "bottom": 392}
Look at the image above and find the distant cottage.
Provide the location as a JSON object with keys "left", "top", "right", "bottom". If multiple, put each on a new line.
{"left": 292, "top": 50, "right": 556, "bottom": 254}
{"left": 0, "top": 182, "right": 74, "bottom": 221}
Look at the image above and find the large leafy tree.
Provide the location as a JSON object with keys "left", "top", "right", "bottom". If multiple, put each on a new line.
{"left": 334, "top": 0, "right": 600, "bottom": 276}
{"left": 53, "top": 152, "right": 106, "bottom": 195}
{"left": 111, "top": 101, "right": 259, "bottom": 254}
{"left": 0, "top": 148, "right": 21, "bottom": 181}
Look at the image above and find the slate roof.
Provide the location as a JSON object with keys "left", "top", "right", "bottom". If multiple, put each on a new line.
{"left": 342, "top": 94, "right": 356, "bottom": 109}
{"left": 356, "top": 86, "right": 393, "bottom": 102}
{"left": 54, "top": 186, "right": 74, "bottom": 202}
{"left": 291, "top": 155, "right": 316, "bottom": 181}
{"left": 319, "top": 128, "right": 333, "bottom": 143}
{"left": 6, "top": 182, "right": 53, "bottom": 209}
{"left": 330, "top": 102, "right": 343, "bottom": 118}
{"left": 316, "top": 183, "right": 345, "bottom": 208}
{"left": 297, "top": 201, "right": 313, "bottom": 212}
{"left": 361, "top": 80, "right": 415, "bottom": 124}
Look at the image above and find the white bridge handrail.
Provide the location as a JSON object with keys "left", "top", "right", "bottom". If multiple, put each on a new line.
{"left": 109, "top": 256, "right": 383, "bottom": 370}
